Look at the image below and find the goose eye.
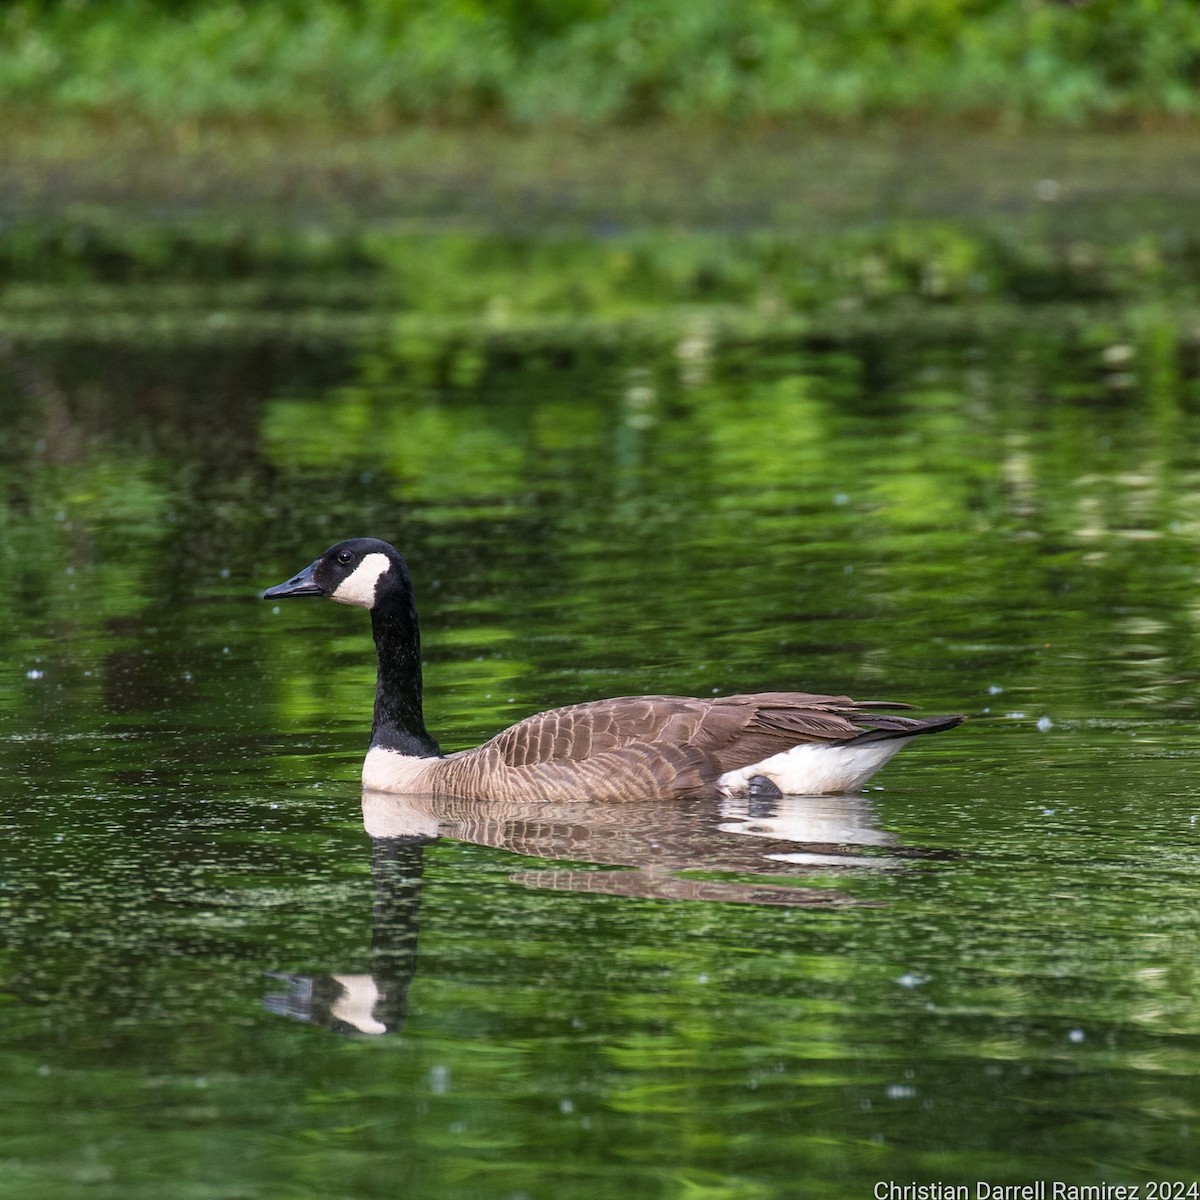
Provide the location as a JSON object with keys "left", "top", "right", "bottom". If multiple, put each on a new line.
{"left": 337, "top": 550, "right": 354, "bottom": 565}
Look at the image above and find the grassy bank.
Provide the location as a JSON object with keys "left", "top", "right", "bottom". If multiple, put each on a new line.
{"left": 3, "top": 0, "right": 1200, "bottom": 130}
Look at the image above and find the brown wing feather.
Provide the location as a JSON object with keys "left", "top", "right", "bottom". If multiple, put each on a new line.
{"left": 426, "top": 692, "right": 960, "bottom": 802}
{"left": 487, "top": 696, "right": 713, "bottom": 768}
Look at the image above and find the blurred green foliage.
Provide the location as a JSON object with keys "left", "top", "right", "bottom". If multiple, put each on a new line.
{"left": 2, "top": 220, "right": 1198, "bottom": 344}
{"left": 4, "top": 0, "right": 1200, "bottom": 128}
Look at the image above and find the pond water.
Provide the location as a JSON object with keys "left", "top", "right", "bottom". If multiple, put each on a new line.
{"left": 2, "top": 275, "right": 1200, "bottom": 1198}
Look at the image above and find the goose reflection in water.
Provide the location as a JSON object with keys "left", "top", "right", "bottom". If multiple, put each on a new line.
{"left": 265, "top": 790, "right": 942, "bottom": 1036}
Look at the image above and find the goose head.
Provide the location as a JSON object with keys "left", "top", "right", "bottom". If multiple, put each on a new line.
{"left": 262, "top": 538, "right": 407, "bottom": 610}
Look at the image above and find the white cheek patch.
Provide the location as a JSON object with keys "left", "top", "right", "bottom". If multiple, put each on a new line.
{"left": 332, "top": 552, "right": 391, "bottom": 608}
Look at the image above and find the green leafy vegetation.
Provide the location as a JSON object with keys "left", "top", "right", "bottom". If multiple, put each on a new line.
{"left": 3, "top": 0, "right": 1200, "bottom": 130}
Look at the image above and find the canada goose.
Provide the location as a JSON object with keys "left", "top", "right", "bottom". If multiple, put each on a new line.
{"left": 263, "top": 538, "right": 963, "bottom": 800}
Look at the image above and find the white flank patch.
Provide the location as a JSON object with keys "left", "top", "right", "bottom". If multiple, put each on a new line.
{"left": 362, "top": 746, "right": 434, "bottom": 794}
{"left": 332, "top": 552, "right": 391, "bottom": 608}
{"left": 329, "top": 974, "right": 387, "bottom": 1035}
{"left": 716, "top": 738, "right": 913, "bottom": 797}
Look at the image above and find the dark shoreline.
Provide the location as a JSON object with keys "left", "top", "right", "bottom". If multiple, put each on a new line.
{"left": 4, "top": 124, "right": 1200, "bottom": 233}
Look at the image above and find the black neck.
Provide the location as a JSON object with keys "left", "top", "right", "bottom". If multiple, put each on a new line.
{"left": 369, "top": 588, "right": 441, "bottom": 758}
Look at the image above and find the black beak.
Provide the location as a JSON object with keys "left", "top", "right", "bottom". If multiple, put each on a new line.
{"left": 262, "top": 561, "right": 324, "bottom": 600}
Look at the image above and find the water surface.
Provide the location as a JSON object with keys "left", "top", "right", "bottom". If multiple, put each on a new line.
{"left": 2, "top": 280, "right": 1200, "bottom": 1197}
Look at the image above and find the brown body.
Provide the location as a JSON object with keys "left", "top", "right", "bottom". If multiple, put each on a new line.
{"left": 361, "top": 691, "right": 964, "bottom": 801}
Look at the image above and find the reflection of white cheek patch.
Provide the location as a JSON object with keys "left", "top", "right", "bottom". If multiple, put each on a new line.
{"left": 332, "top": 553, "right": 391, "bottom": 608}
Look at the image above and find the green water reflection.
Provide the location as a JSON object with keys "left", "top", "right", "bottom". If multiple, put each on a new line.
{"left": 2, "top": 294, "right": 1200, "bottom": 1197}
